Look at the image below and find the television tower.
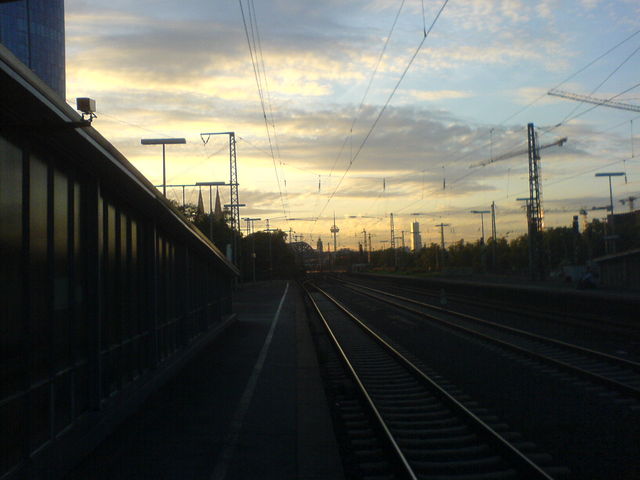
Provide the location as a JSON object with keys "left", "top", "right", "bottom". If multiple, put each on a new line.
{"left": 330, "top": 213, "right": 339, "bottom": 253}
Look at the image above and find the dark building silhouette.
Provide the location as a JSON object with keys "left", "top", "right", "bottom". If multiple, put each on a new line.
{"left": 1, "top": 41, "right": 238, "bottom": 479}
{"left": 0, "top": 0, "right": 65, "bottom": 98}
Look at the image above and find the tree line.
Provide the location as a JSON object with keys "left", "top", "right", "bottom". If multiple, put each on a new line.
{"left": 173, "top": 201, "right": 298, "bottom": 281}
{"left": 174, "top": 199, "right": 638, "bottom": 280}
{"left": 335, "top": 216, "right": 639, "bottom": 278}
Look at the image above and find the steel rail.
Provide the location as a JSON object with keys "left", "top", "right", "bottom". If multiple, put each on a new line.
{"left": 341, "top": 279, "right": 640, "bottom": 372}
{"left": 339, "top": 280, "right": 640, "bottom": 398}
{"left": 304, "top": 284, "right": 418, "bottom": 480}
{"left": 343, "top": 275, "right": 637, "bottom": 335}
{"left": 307, "top": 283, "right": 556, "bottom": 480}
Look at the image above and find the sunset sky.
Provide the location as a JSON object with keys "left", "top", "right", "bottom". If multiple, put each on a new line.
{"left": 64, "top": 0, "right": 640, "bottom": 250}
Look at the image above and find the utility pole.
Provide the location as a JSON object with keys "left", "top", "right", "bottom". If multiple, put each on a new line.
{"left": 362, "top": 229, "right": 370, "bottom": 263}
{"left": 390, "top": 213, "right": 397, "bottom": 268}
{"left": 435, "top": 223, "right": 449, "bottom": 270}
{"left": 265, "top": 219, "right": 277, "bottom": 279}
{"left": 471, "top": 210, "right": 490, "bottom": 244}
{"left": 595, "top": 172, "right": 625, "bottom": 254}
{"left": 390, "top": 213, "right": 396, "bottom": 249}
{"left": 491, "top": 201, "right": 497, "bottom": 270}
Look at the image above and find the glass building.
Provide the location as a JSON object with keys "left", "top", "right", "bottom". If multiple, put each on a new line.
{"left": 0, "top": 0, "right": 65, "bottom": 98}
{"left": 1, "top": 41, "right": 237, "bottom": 478}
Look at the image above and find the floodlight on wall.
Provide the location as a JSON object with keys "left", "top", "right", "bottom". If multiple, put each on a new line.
{"left": 76, "top": 97, "right": 96, "bottom": 124}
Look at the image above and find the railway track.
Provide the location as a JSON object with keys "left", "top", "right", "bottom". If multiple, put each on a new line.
{"left": 305, "top": 282, "right": 567, "bottom": 479}
{"left": 334, "top": 278, "right": 640, "bottom": 401}
{"left": 342, "top": 274, "right": 640, "bottom": 338}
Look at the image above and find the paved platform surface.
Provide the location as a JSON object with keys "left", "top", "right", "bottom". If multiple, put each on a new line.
{"left": 64, "top": 280, "right": 343, "bottom": 480}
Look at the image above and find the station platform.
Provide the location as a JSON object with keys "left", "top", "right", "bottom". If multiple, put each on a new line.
{"left": 64, "top": 280, "right": 343, "bottom": 480}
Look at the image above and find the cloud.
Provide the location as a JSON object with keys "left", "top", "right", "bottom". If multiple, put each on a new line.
{"left": 64, "top": 0, "right": 640, "bottom": 247}
{"left": 409, "top": 89, "right": 473, "bottom": 101}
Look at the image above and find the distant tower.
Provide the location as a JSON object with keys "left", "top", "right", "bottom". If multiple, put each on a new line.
{"left": 213, "top": 186, "right": 223, "bottom": 221}
{"left": 527, "top": 123, "right": 545, "bottom": 280}
{"left": 390, "top": 213, "right": 396, "bottom": 249}
{"left": 316, "top": 237, "right": 323, "bottom": 253}
{"left": 330, "top": 213, "right": 339, "bottom": 253}
{"left": 197, "top": 187, "right": 205, "bottom": 215}
{"left": 411, "top": 221, "right": 422, "bottom": 251}
{"left": 0, "top": 0, "right": 66, "bottom": 98}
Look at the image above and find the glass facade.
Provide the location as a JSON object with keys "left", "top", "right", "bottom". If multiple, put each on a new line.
{"left": 0, "top": 129, "right": 231, "bottom": 478}
{"left": 0, "top": 40, "right": 237, "bottom": 476}
{"left": 0, "top": 132, "right": 233, "bottom": 477}
{"left": 0, "top": 0, "right": 65, "bottom": 98}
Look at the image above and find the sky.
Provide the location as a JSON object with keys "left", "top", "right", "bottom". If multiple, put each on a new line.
{"left": 64, "top": 0, "right": 640, "bottom": 250}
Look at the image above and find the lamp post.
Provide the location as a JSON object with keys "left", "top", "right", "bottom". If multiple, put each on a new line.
{"left": 196, "top": 181, "right": 226, "bottom": 241}
{"left": 243, "top": 218, "right": 261, "bottom": 282}
{"left": 595, "top": 172, "right": 625, "bottom": 254}
{"left": 516, "top": 197, "right": 536, "bottom": 278}
{"left": 141, "top": 138, "right": 186, "bottom": 197}
{"left": 470, "top": 210, "right": 490, "bottom": 245}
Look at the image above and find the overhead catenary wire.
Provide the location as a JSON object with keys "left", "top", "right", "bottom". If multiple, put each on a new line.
{"left": 327, "top": 0, "right": 407, "bottom": 181}
{"left": 542, "top": 81, "right": 640, "bottom": 136}
{"left": 442, "top": 29, "right": 640, "bottom": 189}
{"left": 444, "top": 81, "right": 640, "bottom": 193}
{"left": 500, "top": 28, "right": 640, "bottom": 127}
{"left": 544, "top": 42, "right": 640, "bottom": 134}
{"left": 239, "top": 0, "right": 289, "bottom": 224}
{"left": 312, "top": 0, "right": 449, "bottom": 236}
{"left": 248, "top": 0, "right": 290, "bottom": 216}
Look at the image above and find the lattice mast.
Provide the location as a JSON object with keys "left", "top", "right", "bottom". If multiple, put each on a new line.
{"left": 527, "top": 123, "right": 545, "bottom": 279}
{"left": 390, "top": 213, "right": 396, "bottom": 250}
{"left": 228, "top": 132, "right": 240, "bottom": 232}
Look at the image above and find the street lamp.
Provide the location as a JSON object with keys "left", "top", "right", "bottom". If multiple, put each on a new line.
{"left": 196, "top": 181, "right": 226, "bottom": 241}
{"left": 141, "top": 138, "right": 186, "bottom": 197}
{"left": 243, "top": 218, "right": 261, "bottom": 282}
{"left": 470, "top": 210, "right": 490, "bottom": 244}
{"left": 594, "top": 172, "right": 625, "bottom": 215}
{"left": 595, "top": 172, "right": 625, "bottom": 254}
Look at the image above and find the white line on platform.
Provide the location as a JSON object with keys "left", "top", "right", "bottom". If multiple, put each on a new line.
{"left": 210, "top": 282, "right": 290, "bottom": 480}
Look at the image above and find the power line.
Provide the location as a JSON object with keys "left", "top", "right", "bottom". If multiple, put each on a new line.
{"left": 313, "top": 0, "right": 449, "bottom": 233}
{"left": 327, "top": 0, "right": 406, "bottom": 181}
{"left": 500, "top": 28, "right": 640, "bottom": 127}
{"left": 248, "top": 0, "right": 289, "bottom": 216}
{"left": 238, "top": 0, "right": 289, "bottom": 223}
{"left": 533, "top": 81, "right": 640, "bottom": 149}
{"left": 548, "top": 43, "right": 640, "bottom": 132}
{"left": 439, "top": 28, "right": 640, "bottom": 185}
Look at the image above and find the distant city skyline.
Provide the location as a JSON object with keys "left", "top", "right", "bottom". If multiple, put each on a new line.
{"left": 62, "top": 0, "right": 639, "bottom": 249}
